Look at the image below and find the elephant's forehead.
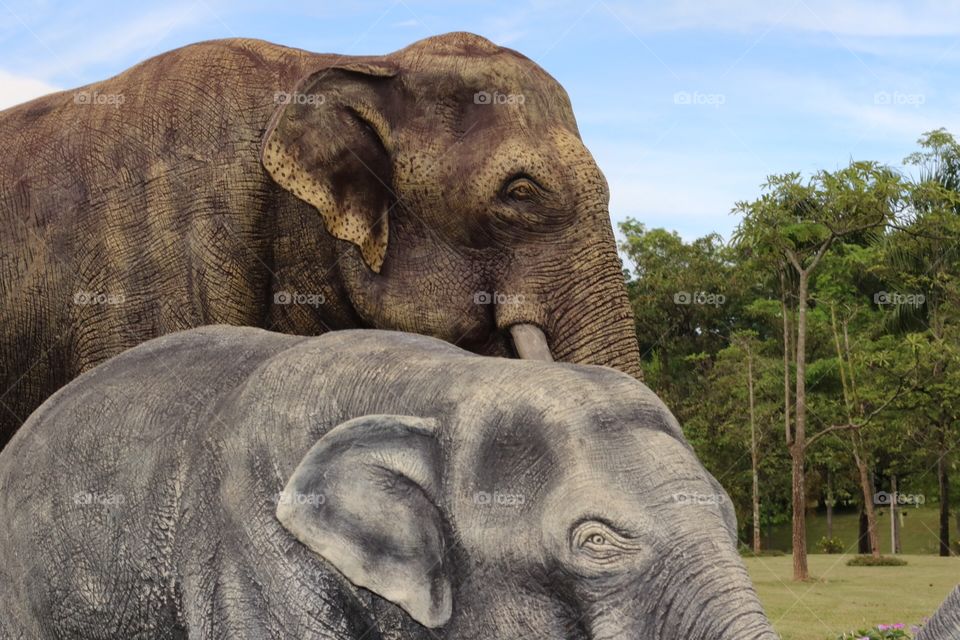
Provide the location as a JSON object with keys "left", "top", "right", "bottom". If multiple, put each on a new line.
{"left": 584, "top": 429, "right": 701, "bottom": 482}
{"left": 389, "top": 47, "right": 577, "bottom": 132}
{"left": 449, "top": 390, "right": 692, "bottom": 492}
{"left": 484, "top": 128, "right": 592, "bottom": 164}
{"left": 392, "top": 35, "right": 551, "bottom": 89}
{"left": 552, "top": 430, "right": 717, "bottom": 525}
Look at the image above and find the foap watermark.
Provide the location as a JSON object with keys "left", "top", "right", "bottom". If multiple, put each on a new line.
{"left": 474, "top": 291, "right": 525, "bottom": 305}
{"left": 673, "top": 91, "right": 726, "bottom": 107}
{"left": 74, "top": 91, "right": 125, "bottom": 107}
{"left": 274, "top": 291, "right": 326, "bottom": 308}
{"left": 874, "top": 491, "right": 925, "bottom": 506}
{"left": 473, "top": 491, "right": 525, "bottom": 506}
{"left": 73, "top": 491, "right": 125, "bottom": 506}
{"left": 274, "top": 91, "right": 325, "bottom": 106}
{"left": 73, "top": 291, "right": 126, "bottom": 306}
{"left": 473, "top": 90, "right": 525, "bottom": 105}
{"left": 672, "top": 492, "right": 727, "bottom": 506}
{"left": 273, "top": 491, "right": 326, "bottom": 506}
{"left": 674, "top": 290, "right": 725, "bottom": 306}
{"left": 874, "top": 291, "right": 925, "bottom": 306}
{"left": 874, "top": 91, "right": 925, "bottom": 107}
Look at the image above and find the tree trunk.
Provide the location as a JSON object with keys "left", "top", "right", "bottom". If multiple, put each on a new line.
{"left": 852, "top": 438, "right": 881, "bottom": 558}
{"left": 826, "top": 470, "right": 834, "bottom": 539}
{"left": 955, "top": 509, "right": 959, "bottom": 552}
{"left": 780, "top": 271, "right": 792, "bottom": 446}
{"left": 791, "top": 272, "right": 809, "bottom": 581}
{"left": 890, "top": 474, "right": 901, "bottom": 554}
{"left": 939, "top": 427, "right": 951, "bottom": 557}
{"left": 748, "top": 347, "right": 761, "bottom": 554}
{"left": 830, "top": 306, "right": 880, "bottom": 558}
{"left": 790, "top": 445, "right": 807, "bottom": 578}
{"left": 858, "top": 510, "right": 870, "bottom": 554}
{"left": 826, "top": 499, "right": 833, "bottom": 539}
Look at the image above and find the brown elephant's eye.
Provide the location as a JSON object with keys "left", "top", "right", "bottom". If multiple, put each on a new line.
{"left": 588, "top": 533, "right": 606, "bottom": 546}
{"left": 502, "top": 175, "right": 545, "bottom": 202}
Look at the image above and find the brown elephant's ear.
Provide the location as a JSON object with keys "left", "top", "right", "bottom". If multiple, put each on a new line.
{"left": 262, "top": 61, "right": 399, "bottom": 273}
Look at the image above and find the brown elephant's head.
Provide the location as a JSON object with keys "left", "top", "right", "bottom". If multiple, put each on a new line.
{"left": 261, "top": 32, "right": 641, "bottom": 377}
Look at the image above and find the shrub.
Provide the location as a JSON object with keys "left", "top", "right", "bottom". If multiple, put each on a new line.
{"left": 739, "top": 548, "right": 786, "bottom": 557}
{"left": 835, "top": 622, "right": 914, "bottom": 639}
{"left": 846, "top": 555, "right": 908, "bottom": 567}
{"left": 817, "top": 535, "right": 845, "bottom": 554}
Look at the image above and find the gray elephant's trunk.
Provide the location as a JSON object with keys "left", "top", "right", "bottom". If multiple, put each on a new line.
{"left": 655, "top": 557, "right": 779, "bottom": 640}
{"left": 917, "top": 586, "right": 960, "bottom": 640}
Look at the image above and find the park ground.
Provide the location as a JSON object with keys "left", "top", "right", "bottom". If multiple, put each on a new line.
{"left": 744, "top": 554, "right": 960, "bottom": 639}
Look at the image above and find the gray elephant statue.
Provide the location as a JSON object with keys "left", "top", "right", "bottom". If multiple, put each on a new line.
{"left": 918, "top": 586, "right": 960, "bottom": 640}
{"left": 0, "top": 326, "right": 776, "bottom": 639}
{"left": 0, "top": 32, "right": 642, "bottom": 447}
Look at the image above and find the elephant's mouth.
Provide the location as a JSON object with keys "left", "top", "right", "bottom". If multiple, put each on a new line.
{"left": 461, "top": 323, "right": 554, "bottom": 362}
{"left": 460, "top": 286, "right": 555, "bottom": 362}
{"left": 508, "top": 324, "right": 553, "bottom": 361}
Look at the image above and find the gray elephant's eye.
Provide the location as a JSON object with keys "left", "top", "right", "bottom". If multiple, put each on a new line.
{"left": 571, "top": 520, "right": 641, "bottom": 562}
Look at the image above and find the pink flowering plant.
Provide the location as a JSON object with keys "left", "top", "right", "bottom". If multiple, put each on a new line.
{"left": 835, "top": 623, "right": 917, "bottom": 639}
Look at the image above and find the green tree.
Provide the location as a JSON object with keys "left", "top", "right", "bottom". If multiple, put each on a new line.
{"left": 733, "top": 162, "right": 910, "bottom": 580}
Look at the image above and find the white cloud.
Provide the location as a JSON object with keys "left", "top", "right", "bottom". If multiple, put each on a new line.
{"left": 0, "top": 69, "right": 59, "bottom": 110}
{"left": 12, "top": 2, "right": 211, "bottom": 81}
{"left": 725, "top": 68, "right": 960, "bottom": 140}
{"left": 607, "top": 1, "right": 960, "bottom": 38}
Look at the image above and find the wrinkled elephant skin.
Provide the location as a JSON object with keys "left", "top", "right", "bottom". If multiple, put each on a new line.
{"left": 0, "top": 33, "right": 642, "bottom": 447}
{"left": 0, "top": 326, "right": 773, "bottom": 639}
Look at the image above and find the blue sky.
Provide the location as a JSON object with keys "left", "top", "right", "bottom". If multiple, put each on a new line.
{"left": 2, "top": 0, "right": 960, "bottom": 241}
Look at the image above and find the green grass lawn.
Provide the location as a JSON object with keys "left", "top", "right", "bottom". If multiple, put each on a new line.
{"left": 744, "top": 554, "right": 960, "bottom": 639}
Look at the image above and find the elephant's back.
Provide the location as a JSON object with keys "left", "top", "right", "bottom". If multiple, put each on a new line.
{"left": 0, "top": 325, "right": 307, "bottom": 462}
{"left": 0, "top": 325, "right": 308, "bottom": 632}
{"left": 0, "top": 38, "right": 322, "bottom": 230}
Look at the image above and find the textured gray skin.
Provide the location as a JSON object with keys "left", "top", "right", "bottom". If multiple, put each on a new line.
{"left": 918, "top": 586, "right": 960, "bottom": 640}
{"left": 0, "top": 326, "right": 777, "bottom": 639}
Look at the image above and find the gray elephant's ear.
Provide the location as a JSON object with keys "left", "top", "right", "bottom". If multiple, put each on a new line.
{"left": 277, "top": 414, "right": 451, "bottom": 628}
{"left": 261, "top": 61, "right": 398, "bottom": 272}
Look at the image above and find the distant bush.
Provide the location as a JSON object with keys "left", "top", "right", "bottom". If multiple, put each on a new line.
{"left": 846, "top": 555, "right": 908, "bottom": 567}
{"left": 817, "top": 536, "right": 845, "bottom": 554}
{"left": 739, "top": 548, "right": 786, "bottom": 557}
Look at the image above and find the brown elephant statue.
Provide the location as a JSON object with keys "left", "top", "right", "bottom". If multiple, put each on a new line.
{"left": 0, "top": 32, "right": 642, "bottom": 447}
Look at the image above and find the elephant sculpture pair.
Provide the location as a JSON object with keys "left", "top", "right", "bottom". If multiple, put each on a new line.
{"left": 0, "top": 30, "right": 949, "bottom": 639}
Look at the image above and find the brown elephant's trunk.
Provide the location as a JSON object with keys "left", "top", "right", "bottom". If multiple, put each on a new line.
{"left": 545, "top": 240, "right": 643, "bottom": 379}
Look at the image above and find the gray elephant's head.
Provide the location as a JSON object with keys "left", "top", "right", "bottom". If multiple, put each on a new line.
{"left": 261, "top": 32, "right": 641, "bottom": 377}
{"left": 276, "top": 367, "right": 777, "bottom": 639}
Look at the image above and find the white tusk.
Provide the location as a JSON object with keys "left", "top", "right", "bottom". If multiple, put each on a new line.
{"left": 509, "top": 324, "right": 553, "bottom": 361}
